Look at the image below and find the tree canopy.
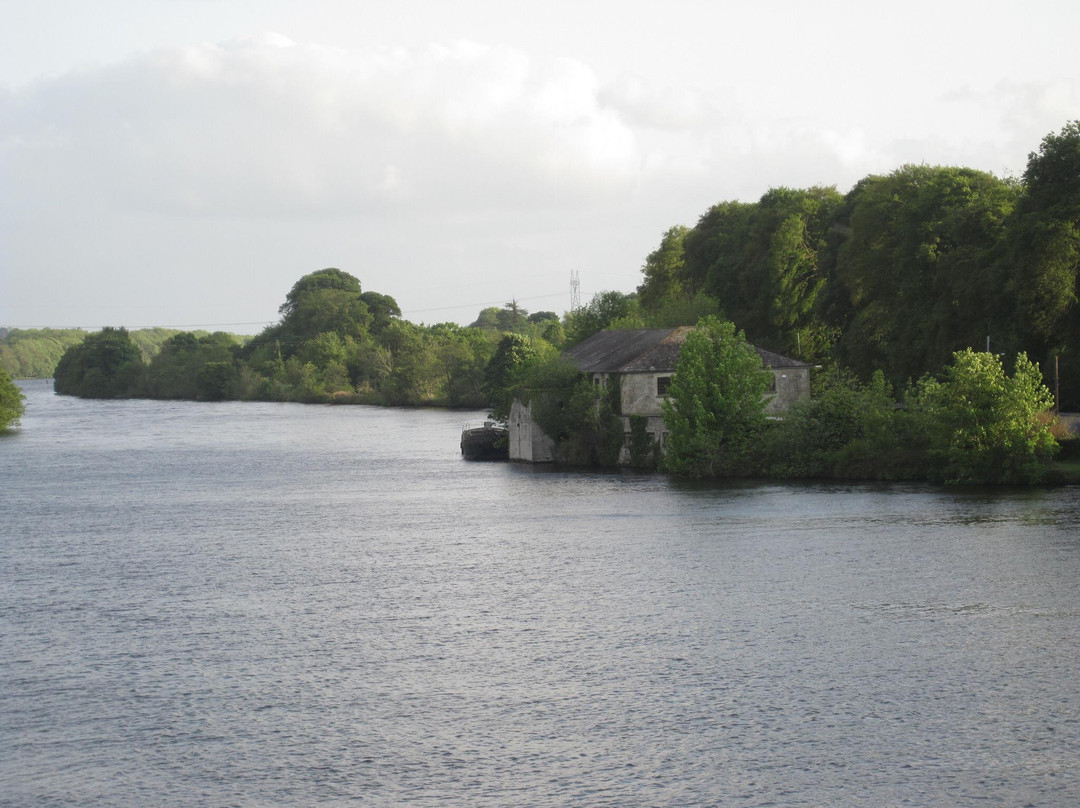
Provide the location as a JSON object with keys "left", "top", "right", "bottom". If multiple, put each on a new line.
{"left": 629, "top": 120, "right": 1080, "bottom": 409}
{"left": 911, "top": 350, "right": 1057, "bottom": 484}
{"left": 834, "top": 165, "right": 1018, "bottom": 382}
{"left": 0, "top": 368, "right": 25, "bottom": 431}
{"left": 53, "top": 327, "right": 145, "bottom": 398}
{"left": 661, "top": 316, "right": 772, "bottom": 477}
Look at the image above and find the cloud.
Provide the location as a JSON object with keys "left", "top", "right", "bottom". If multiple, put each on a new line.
{"left": 4, "top": 33, "right": 1072, "bottom": 228}
{"left": 1, "top": 35, "right": 645, "bottom": 220}
{"left": 2, "top": 31, "right": 1076, "bottom": 329}
{"left": 600, "top": 73, "right": 711, "bottom": 130}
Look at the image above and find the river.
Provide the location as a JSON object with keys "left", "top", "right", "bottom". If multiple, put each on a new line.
{"left": 2, "top": 380, "right": 1079, "bottom": 806}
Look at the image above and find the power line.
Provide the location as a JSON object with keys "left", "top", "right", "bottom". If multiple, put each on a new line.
{"left": 400, "top": 291, "right": 566, "bottom": 316}
{"left": 2, "top": 321, "right": 276, "bottom": 331}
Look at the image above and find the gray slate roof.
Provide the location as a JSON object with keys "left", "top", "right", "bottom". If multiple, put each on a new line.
{"left": 565, "top": 327, "right": 812, "bottom": 373}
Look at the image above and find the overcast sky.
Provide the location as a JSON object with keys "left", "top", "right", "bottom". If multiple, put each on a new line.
{"left": 2, "top": 0, "right": 1078, "bottom": 332}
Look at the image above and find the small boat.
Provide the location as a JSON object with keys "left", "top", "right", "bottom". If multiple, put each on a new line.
{"left": 460, "top": 421, "right": 509, "bottom": 460}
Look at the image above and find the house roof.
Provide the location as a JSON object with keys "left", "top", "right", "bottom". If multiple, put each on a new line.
{"left": 564, "top": 327, "right": 813, "bottom": 373}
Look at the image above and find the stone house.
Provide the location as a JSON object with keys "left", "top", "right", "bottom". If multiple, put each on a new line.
{"left": 508, "top": 326, "right": 813, "bottom": 464}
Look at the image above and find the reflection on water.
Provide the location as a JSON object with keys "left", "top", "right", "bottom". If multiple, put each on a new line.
{"left": 3, "top": 381, "right": 1079, "bottom": 806}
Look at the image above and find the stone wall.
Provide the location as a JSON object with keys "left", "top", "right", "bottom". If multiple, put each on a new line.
{"left": 620, "top": 372, "right": 667, "bottom": 417}
{"left": 508, "top": 398, "right": 555, "bottom": 462}
{"left": 765, "top": 367, "right": 812, "bottom": 414}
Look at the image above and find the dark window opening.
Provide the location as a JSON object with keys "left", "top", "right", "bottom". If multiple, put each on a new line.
{"left": 657, "top": 376, "right": 671, "bottom": 396}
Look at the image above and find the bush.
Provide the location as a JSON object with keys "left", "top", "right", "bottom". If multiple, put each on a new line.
{"left": 911, "top": 350, "right": 1058, "bottom": 484}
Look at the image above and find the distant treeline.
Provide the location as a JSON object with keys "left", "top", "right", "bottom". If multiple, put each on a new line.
{"left": 51, "top": 270, "right": 556, "bottom": 407}
{"left": 0, "top": 327, "right": 221, "bottom": 379}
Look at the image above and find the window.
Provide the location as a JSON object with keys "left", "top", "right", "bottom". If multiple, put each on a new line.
{"left": 657, "top": 376, "right": 671, "bottom": 396}
{"left": 767, "top": 374, "right": 777, "bottom": 394}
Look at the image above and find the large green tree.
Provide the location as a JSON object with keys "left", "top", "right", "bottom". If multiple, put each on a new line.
{"left": 661, "top": 316, "right": 772, "bottom": 477}
{"left": 278, "top": 267, "right": 363, "bottom": 318}
{"left": 483, "top": 333, "right": 548, "bottom": 419}
{"left": 672, "top": 188, "right": 842, "bottom": 357}
{"left": 247, "top": 268, "right": 372, "bottom": 366}
{"left": 563, "top": 291, "right": 640, "bottom": 345}
{"left": 833, "top": 165, "right": 1019, "bottom": 384}
{"left": 1009, "top": 120, "right": 1080, "bottom": 407}
{"left": 54, "top": 327, "right": 145, "bottom": 398}
{"left": 637, "top": 225, "right": 690, "bottom": 313}
{"left": 0, "top": 368, "right": 25, "bottom": 430}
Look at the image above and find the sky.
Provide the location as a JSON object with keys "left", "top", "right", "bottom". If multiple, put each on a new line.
{"left": 1, "top": 1, "right": 1078, "bottom": 333}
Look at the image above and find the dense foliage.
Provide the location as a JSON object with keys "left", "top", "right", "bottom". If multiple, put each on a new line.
{"left": 661, "top": 317, "right": 772, "bottom": 477}
{"left": 49, "top": 269, "right": 520, "bottom": 407}
{"left": 0, "top": 329, "right": 87, "bottom": 378}
{"left": 910, "top": 350, "right": 1058, "bottom": 484}
{"left": 54, "top": 327, "right": 146, "bottom": 398}
{"left": 0, "top": 327, "right": 217, "bottom": 379}
{"left": 0, "top": 368, "right": 25, "bottom": 431}
{"left": 637, "top": 121, "right": 1080, "bottom": 409}
{"left": 654, "top": 320, "right": 1058, "bottom": 484}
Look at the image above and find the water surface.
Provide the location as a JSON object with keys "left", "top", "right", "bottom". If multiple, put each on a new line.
{"left": 3, "top": 381, "right": 1079, "bottom": 806}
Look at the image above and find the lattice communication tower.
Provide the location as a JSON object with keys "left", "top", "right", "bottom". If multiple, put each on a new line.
{"left": 570, "top": 271, "right": 581, "bottom": 312}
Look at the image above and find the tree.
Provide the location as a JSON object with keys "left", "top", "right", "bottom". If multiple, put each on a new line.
{"left": 637, "top": 225, "right": 689, "bottom": 313}
{"left": 483, "top": 333, "right": 550, "bottom": 419}
{"left": 834, "top": 165, "right": 1019, "bottom": 384}
{"left": 246, "top": 268, "right": 372, "bottom": 365}
{"left": 912, "top": 349, "right": 1058, "bottom": 484}
{"left": 469, "top": 302, "right": 529, "bottom": 333}
{"left": 759, "top": 368, "right": 927, "bottom": 480}
{"left": 0, "top": 328, "right": 87, "bottom": 378}
{"left": 564, "top": 291, "right": 640, "bottom": 345}
{"left": 1009, "top": 120, "right": 1080, "bottom": 408}
{"left": 681, "top": 201, "right": 754, "bottom": 297}
{"left": 427, "top": 324, "right": 496, "bottom": 408}
{"left": 375, "top": 320, "right": 439, "bottom": 405}
{"left": 54, "top": 327, "right": 145, "bottom": 398}
{"left": 661, "top": 316, "right": 772, "bottom": 477}
{"left": 0, "top": 368, "right": 25, "bottom": 430}
{"left": 672, "top": 188, "right": 842, "bottom": 357}
{"left": 469, "top": 307, "right": 502, "bottom": 330}
{"left": 359, "top": 291, "right": 402, "bottom": 333}
{"left": 278, "top": 268, "right": 362, "bottom": 318}
{"left": 143, "top": 332, "right": 239, "bottom": 399}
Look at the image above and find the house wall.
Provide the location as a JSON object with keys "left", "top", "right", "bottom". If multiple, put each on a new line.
{"left": 765, "top": 367, "right": 812, "bottom": 414}
{"left": 508, "top": 398, "right": 555, "bottom": 462}
{"left": 510, "top": 366, "right": 813, "bottom": 465}
{"left": 620, "top": 372, "right": 667, "bottom": 417}
{"left": 620, "top": 367, "right": 812, "bottom": 419}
